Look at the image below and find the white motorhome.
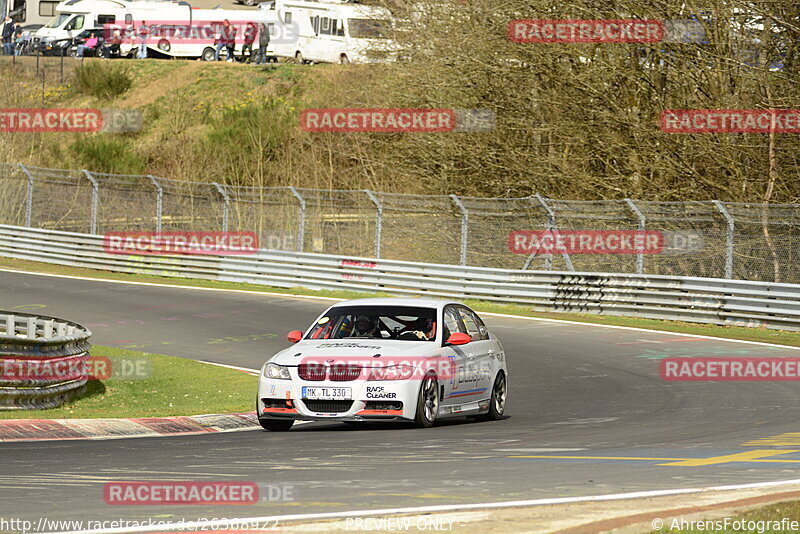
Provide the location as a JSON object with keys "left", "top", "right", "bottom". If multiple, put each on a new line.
{"left": 34, "top": 0, "right": 277, "bottom": 59}
{"left": 270, "top": 0, "right": 397, "bottom": 64}
{"left": 3, "top": 0, "right": 60, "bottom": 28}
{"left": 145, "top": 4, "right": 279, "bottom": 60}
{"left": 33, "top": 0, "right": 191, "bottom": 53}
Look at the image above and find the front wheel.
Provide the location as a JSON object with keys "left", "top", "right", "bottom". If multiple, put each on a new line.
{"left": 414, "top": 373, "right": 439, "bottom": 428}
{"left": 201, "top": 47, "right": 216, "bottom": 62}
{"left": 259, "top": 418, "right": 294, "bottom": 431}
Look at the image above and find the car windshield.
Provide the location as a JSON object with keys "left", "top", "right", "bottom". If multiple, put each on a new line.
{"left": 45, "top": 13, "right": 71, "bottom": 28}
{"left": 306, "top": 305, "right": 436, "bottom": 341}
{"left": 347, "top": 18, "right": 391, "bottom": 39}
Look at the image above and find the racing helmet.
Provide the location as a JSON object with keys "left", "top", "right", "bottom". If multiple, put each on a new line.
{"left": 353, "top": 315, "right": 378, "bottom": 337}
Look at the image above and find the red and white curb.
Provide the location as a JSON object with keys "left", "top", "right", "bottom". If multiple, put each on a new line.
{"left": 0, "top": 412, "right": 260, "bottom": 442}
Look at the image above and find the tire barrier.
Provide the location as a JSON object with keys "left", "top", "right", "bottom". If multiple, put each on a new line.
{"left": 0, "top": 312, "right": 92, "bottom": 410}
{"left": 0, "top": 224, "right": 799, "bottom": 331}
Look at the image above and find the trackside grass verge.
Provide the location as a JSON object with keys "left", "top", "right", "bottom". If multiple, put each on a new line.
{"left": 652, "top": 500, "right": 800, "bottom": 533}
{"left": 1, "top": 255, "right": 800, "bottom": 348}
{"left": 0, "top": 345, "right": 257, "bottom": 419}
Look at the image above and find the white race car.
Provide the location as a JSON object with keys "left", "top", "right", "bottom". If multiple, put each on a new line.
{"left": 257, "top": 298, "right": 508, "bottom": 430}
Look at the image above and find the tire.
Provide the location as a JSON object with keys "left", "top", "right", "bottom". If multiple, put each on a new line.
{"left": 339, "top": 53, "right": 349, "bottom": 64}
{"left": 414, "top": 372, "right": 439, "bottom": 428}
{"left": 201, "top": 47, "right": 215, "bottom": 61}
{"left": 259, "top": 418, "right": 294, "bottom": 431}
{"left": 244, "top": 0, "right": 256, "bottom": 5}
{"left": 294, "top": 51, "right": 304, "bottom": 64}
{"left": 476, "top": 372, "right": 506, "bottom": 421}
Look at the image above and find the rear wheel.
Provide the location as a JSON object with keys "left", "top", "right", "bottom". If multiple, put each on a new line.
{"left": 475, "top": 372, "right": 506, "bottom": 421}
{"left": 339, "top": 53, "right": 350, "bottom": 64}
{"left": 414, "top": 373, "right": 439, "bottom": 428}
{"left": 259, "top": 418, "right": 294, "bottom": 431}
{"left": 294, "top": 51, "right": 304, "bottom": 64}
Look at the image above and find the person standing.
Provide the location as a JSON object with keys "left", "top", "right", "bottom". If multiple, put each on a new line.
{"left": 242, "top": 22, "right": 256, "bottom": 63}
{"left": 2, "top": 16, "right": 15, "bottom": 56}
{"left": 136, "top": 21, "right": 148, "bottom": 59}
{"left": 226, "top": 22, "right": 237, "bottom": 62}
{"left": 215, "top": 19, "right": 231, "bottom": 61}
{"left": 255, "top": 22, "right": 270, "bottom": 65}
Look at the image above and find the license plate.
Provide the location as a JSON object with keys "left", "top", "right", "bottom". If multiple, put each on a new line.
{"left": 302, "top": 387, "right": 351, "bottom": 400}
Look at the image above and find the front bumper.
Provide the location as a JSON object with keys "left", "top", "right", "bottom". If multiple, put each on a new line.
{"left": 257, "top": 376, "right": 419, "bottom": 421}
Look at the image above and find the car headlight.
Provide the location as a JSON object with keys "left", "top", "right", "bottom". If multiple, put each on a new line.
{"left": 264, "top": 362, "right": 291, "bottom": 380}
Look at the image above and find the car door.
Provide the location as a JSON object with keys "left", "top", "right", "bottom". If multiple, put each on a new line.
{"left": 456, "top": 306, "right": 494, "bottom": 398}
{"left": 439, "top": 304, "right": 472, "bottom": 406}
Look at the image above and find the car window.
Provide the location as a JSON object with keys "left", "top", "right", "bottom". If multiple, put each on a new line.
{"left": 306, "top": 305, "right": 437, "bottom": 341}
{"left": 458, "top": 307, "right": 487, "bottom": 341}
{"left": 442, "top": 306, "right": 464, "bottom": 340}
{"left": 66, "top": 15, "right": 84, "bottom": 31}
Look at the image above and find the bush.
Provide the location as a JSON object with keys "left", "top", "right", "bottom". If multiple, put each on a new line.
{"left": 70, "top": 136, "right": 146, "bottom": 174}
{"left": 73, "top": 62, "right": 133, "bottom": 100}
{"left": 204, "top": 98, "right": 294, "bottom": 184}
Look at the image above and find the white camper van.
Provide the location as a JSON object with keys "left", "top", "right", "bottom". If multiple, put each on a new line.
{"left": 270, "top": 0, "right": 397, "bottom": 64}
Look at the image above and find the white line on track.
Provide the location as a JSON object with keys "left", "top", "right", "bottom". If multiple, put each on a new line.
{"left": 480, "top": 311, "right": 800, "bottom": 352}
{"left": 3, "top": 265, "right": 800, "bottom": 352}
{"left": 196, "top": 360, "right": 259, "bottom": 375}
{"left": 47, "top": 478, "right": 800, "bottom": 534}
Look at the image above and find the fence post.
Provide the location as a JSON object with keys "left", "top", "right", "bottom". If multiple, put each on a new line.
{"left": 147, "top": 176, "right": 163, "bottom": 233}
{"left": 365, "top": 190, "right": 382, "bottom": 259}
{"left": 82, "top": 170, "right": 99, "bottom": 234}
{"left": 18, "top": 164, "right": 34, "bottom": 227}
{"left": 713, "top": 200, "right": 734, "bottom": 279}
{"left": 449, "top": 194, "right": 469, "bottom": 266}
{"left": 212, "top": 183, "right": 230, "bottom": 233}
{"left": 288, "top": 186, "right": 305, "bottom": 253}
{"left": 524, "top": 194, "right": 574, "bottom": 271}
{"left": 625, "top": 198, "right": 646, "bottom": 274}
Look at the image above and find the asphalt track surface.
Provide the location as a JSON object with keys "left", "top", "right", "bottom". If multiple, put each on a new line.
{"left": 2, "top": 270, "right": 800, "bottom": 527}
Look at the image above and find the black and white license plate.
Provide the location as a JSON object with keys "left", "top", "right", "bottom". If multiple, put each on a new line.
{"left": 301, "top": 386, "right": 351, "bottom": 400}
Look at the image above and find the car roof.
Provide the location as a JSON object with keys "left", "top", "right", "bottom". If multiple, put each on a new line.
{"left": 329, "top": 297, "right": 462, "bottom": 309}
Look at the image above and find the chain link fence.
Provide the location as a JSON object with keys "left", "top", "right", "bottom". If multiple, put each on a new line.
{"left": 2, "top": 163, "right": 799, "bottom": 283}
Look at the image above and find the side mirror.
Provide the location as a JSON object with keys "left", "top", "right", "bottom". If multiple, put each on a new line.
{"left": 287, "top": 330, "right": 303, "bottom": 343}
{"left": 446, "top": 332, "right": 471, "bottom": 346}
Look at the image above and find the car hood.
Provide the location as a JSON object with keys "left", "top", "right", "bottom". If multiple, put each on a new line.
{"left": 268, "top": 339, "right": 436, "bottom": 366}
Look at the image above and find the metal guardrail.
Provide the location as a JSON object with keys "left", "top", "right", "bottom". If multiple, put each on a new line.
{"left": 0, "top": 224, "right": 798, "bottom": 332}
{"left": 0, "top": 309, "right": 92, "bottom": 410}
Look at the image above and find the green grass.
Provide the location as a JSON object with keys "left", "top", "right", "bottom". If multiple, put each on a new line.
{"left": 1, "top": 255, "right": 800, "bottom": 348}
{"left": 0, "top": 345, "right": 257, "bottom": 419}
{"left": 654, "top": 500, "right": 800, "bottom": 533}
